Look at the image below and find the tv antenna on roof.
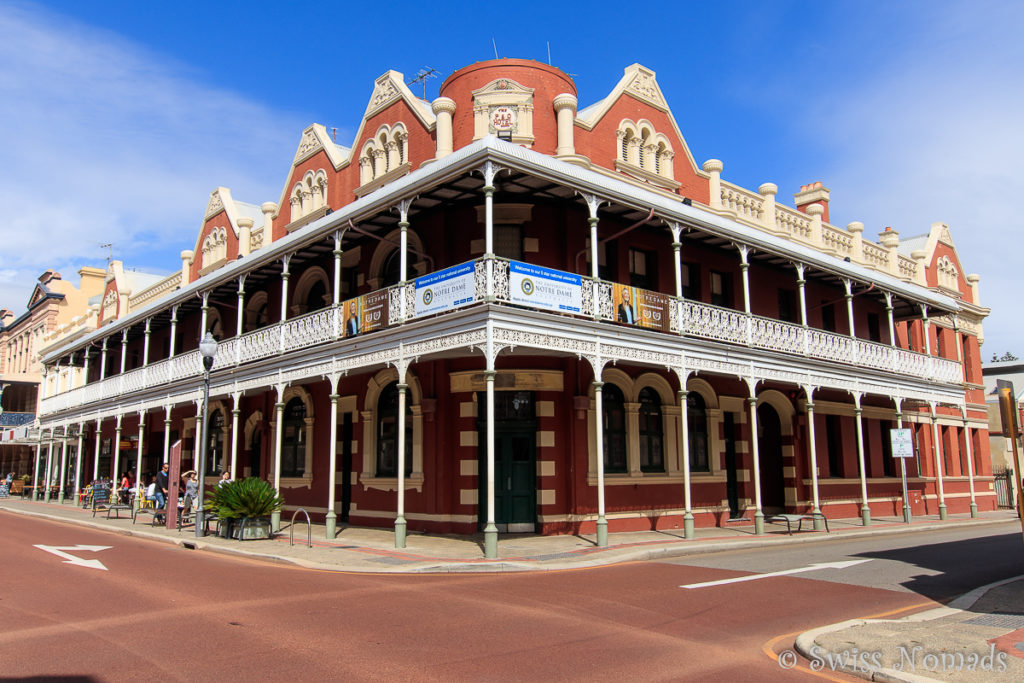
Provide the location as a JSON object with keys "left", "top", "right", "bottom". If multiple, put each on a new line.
{"left": 408, "top": 67, "right": 439, "bottom": 100}
{"left": 99, "top": 243, "right": 113, "bottom": 268}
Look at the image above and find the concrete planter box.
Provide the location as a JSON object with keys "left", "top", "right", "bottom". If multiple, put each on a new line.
{"left": 234, "top": 516, "right": 272, "bottom": 540}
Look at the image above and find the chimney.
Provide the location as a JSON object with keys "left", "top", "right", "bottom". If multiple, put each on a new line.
{"left": 794, "top": 181, "right": 831, "bottom": 223}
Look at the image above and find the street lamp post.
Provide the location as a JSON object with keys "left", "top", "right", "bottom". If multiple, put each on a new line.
{"left": 195, "top": 333, "right": 218, "bottom": 538}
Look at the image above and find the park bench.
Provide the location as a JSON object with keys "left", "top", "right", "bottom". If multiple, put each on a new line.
{"left": 10, "top": 480, "right": 24, "bottom": 497}
{"left": 766, "top": 512, "right": 829, "bottom": 535}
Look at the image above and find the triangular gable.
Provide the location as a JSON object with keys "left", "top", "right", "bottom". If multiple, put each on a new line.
{"left": 576, "top": 63, "right": 701, "bottom": 173}
{"left": 193, "top": 187, "right": 243, "bottom": 260}
{"left": 293, "top": 123, "right": 350, "bottom": 169}
{"left": 362, "top": 70, "right": 435, "bottom": 129}
{"left": 921, "top": 222, "right": 967, "bottom": 274}
{"left": 26, "top": 283, "right": 62, "bottom": 310}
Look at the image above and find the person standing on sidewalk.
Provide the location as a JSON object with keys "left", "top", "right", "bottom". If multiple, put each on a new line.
{"left": 155, "top": 463, "right": 169, "bottom": 509}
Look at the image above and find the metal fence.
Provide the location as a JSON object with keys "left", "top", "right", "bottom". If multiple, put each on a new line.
{"left": 994, "top": 470, "right": 1015, "bottom": 509}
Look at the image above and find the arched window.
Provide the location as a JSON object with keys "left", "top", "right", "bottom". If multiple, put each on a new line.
{"left": 281, "top": 397, "right": 307, "bottom": 477}
{"left": 687, "top": 392, "right": 709, "bottom": 472}
{"left": 602, "top": 383, "right": 627, "bottom": 474}
{"left": 305, "top": 279, "right": 328, "bottom": 313}
{"left": 381, "top": 249, "right": 419, "bottom": 288}
{"left": 376, "top": 382, "right": 412, "bottom": 477}
{"left": 638, "top": 387, "right": 664, "bottom": 472}
{"left": 205, "top": 409, "right": 224, "bottom": 476}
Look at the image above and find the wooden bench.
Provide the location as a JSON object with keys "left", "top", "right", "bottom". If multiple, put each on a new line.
{"left": 133, "top": 505, "right": 166, "bottom": 526}
{"left": 766, "top": 512, "right": 829, "bottom": 535}
{"left": 10, "top": 480, "right": 24, "bottom": 497}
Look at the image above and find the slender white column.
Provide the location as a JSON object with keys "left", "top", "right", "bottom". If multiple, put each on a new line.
{"left": 679, "top": 388, "right": 694, "bottom": 539}
{"left": 230, "top": 404, "right": 240, "bottom": 480}
{"left": 796, "top": 263, "right": 809, "bottom": 355}
{"left": 484, "top": 178, "right": 495, "bottom": 301}
{"left": 99, "top": 339, "right": 108, "bottom": 380}
{"left": 326, "top": 393, "right": 339, "bottom": 538}
{"left": 82, "top": 350, "right": 91, "bottom": 388}
{"left": 93, "top": 418, "right": 101, "bottom": 480}
{"left": 885, "top": 292, "right": 897, "bottom": 347}
{"left": 594, "top": 381, "right": 608, "bottom": 546}
{"left": 806, "top": 398, "right": 824, "bottom": 530}
{"left": 272, "top": 397, "right": 284, "bottom": 532}
{"left": 31, "top": 437, "right": 42, "bottom": 500}
{"left": 279, "top": 257, "right": 291, "bottom": 353}
{"left": 112, "top": 416, "right": 122, "bottom": 501}
{"left": 73, "top": 424, "right": 85, "bottom": 502}
{"left": 483, "top": 369, "right": 498, "bottom": 557}
{"left": 199, "top": 292, "right": 209, "bottom": 339}
{"left": 135, "top": 410, "right": 146, "bottom": 507}
{"left": 738, "top": 245, "right": 752, "bottom": 344}
{"left": 143, "top": 319, "right": 151, "bottom": 366}
{"left": 930, "top": 405, "right": 947, "bottom": 519}
{"left": 844, "top": 279, "right": 857, "bottom": 338}
{"left": 236, "top": 275, "right": 246, "bottom": 345}
{"left": 120, "top": 329, "right": 128, "bottom": 373}
{"left": 395, "top": 383, "right": 408, "bottom": 548}
{"left": 57, "top": 435, "right": 68, "bottom": 503}
{"left": 670, "top": 223, "right": 683, "bottom": 298}
{"left": 748, "top": 395, "right": 764, "bottom": 534}
{"left": 44, "top": 437, "right": 54, "bottom": 501}
{"left": 399, "top": 222, "right": 408, "bottom": 284}
{"left": 921, "top": 305, "right": 931, "bottom": 355}
{"left": 168, "top": 306, "right": 178, "bottom": 358}
{"left": 332, "top": 231, "right": 342, "bottom": 338}
{"left": 163, "top": 411, "right": 172, "bottom": 466}
{"left": 961, "top": 408, "right": 978, "bottom": 517}
{"left": 853, "top": 398, "right": 870, "bottom": 526}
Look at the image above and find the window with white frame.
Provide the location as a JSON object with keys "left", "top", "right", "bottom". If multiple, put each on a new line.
{"left": 616, "top": 118, "right": 674, "bottom": 180}
{"left": 358, "top": 123, "right": 409, "bottom": 186}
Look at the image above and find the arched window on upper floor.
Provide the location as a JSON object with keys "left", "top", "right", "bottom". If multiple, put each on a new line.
{"left": 616, "top": 119, "right": 675, "bottom": 181}
{"left": 358, "top": 123, "right": 409, "bottom": 187}
{"left": 937, "top": 256, "right": 959, "bottom": 291}
{"left": 289, "top": 169, "right": 328, "bottom": 224}
{"left": 201, "top": 227, "right": 228, "bottom": 270}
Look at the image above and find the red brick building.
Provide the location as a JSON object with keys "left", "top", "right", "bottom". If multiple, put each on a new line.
{"left": 36, "top": 59, "right": 992, "bottom": 554}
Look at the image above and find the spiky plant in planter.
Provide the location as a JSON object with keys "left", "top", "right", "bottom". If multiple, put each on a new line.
{"left": 206, "top": 477, "right": 283, "bottom": 539}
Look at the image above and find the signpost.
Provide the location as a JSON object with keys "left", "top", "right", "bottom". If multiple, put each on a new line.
{"left": 890, "top": 428, "right": 914, "bottom": 523}
{"left": 996, "top": 380, "right": 1024, "bottom": 545}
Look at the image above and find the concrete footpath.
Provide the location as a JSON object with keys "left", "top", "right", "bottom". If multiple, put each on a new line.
{"left": 5, "top": 498, "right": 1024, "bottom": 680}
{"left": 1, "top": 496, "right": 1017, "bottom": 573}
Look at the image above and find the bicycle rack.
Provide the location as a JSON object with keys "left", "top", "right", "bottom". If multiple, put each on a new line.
{"left": 290, "top": 508, "right": 312, "bottom": 548}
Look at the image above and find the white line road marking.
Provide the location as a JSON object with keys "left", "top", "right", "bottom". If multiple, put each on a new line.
{"left": 34, "top": 544, "right": 112, "bottom": 571}
{"left": 680, "top": 559, "right": 871, "bottom": 589}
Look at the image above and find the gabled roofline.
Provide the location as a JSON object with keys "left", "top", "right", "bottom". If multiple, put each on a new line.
{"left": 42, "top": 136, "right": 958, "bottom": 364}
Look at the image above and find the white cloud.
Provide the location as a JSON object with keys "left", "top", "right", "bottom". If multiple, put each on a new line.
{"left": 805, "top": 2, "right": 1024, "bottom": 355}
{"left": 0, "top": 2, "right": 303, "bottom": 313}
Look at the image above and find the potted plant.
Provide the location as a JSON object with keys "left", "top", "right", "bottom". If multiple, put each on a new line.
{"left": 205, "top": 477, "right": 284, "bottom": 540}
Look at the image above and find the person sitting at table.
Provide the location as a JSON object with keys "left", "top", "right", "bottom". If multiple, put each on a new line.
{"left": 118, "top": 471, "right": 132, "bottom": 504}
{"left": 145, "top": 476, "right": 163, "bottom": 509}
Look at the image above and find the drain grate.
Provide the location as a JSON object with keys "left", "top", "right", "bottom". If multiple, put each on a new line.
{"left": 962, "top": 613, "right": 1024, "bottom": 629}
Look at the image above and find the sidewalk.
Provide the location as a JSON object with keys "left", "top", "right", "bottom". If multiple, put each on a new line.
{"left": 796, "top": 576, "right": 1024, "bottom": 682}
{"left": 1, "top": 496, "right": 1018, "bottom": 574}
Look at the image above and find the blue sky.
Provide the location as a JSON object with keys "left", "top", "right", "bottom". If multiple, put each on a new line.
{"left": 1, "top": 0, "right": 1020, "bottom": 356}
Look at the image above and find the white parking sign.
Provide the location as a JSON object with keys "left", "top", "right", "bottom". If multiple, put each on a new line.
{"left": 890, "top": 428, "right": 914, "bottom": 458}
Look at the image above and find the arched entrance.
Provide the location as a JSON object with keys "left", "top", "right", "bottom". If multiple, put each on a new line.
{"left": 757, "top": 403, "right": 786, "bottom": 511}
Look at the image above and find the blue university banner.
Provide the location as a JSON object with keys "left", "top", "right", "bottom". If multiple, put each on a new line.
{"left": 509, "top": 261, "right": 582, "bottom": 313}
{"left": 414, "top": 263, "right": 476, "bottom": 317}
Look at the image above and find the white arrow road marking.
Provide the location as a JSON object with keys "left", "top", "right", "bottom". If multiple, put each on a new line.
{"left": 34, "top": 544, "right": 112, "bottom": 571}
{"left": 680, "top": 559, "right": 871, "bottom": 589}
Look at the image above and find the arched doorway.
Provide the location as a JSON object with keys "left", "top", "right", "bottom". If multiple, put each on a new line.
{"left": 757, "top": 403, "right": 786, "bottom": 511}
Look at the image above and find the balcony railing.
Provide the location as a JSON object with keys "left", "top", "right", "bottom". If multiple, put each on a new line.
{"left": 39, "top": 257, "right": 962, "bottom": 416}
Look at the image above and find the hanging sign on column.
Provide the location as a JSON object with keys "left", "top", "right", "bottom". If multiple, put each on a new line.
{"left": 612, "top": 284, "right": 670, "bottom": 332}
{"left": 414, "top": 263, "right": 475, "bottom": 317}
{"left": 343, "top": 290, "right": 390, "bottom": 337}
{"left": 509, "top": 261, "right": 582, "bottom": 313}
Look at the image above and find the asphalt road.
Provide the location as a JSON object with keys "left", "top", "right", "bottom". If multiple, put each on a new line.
{"left": 4, "top": 516, "right": 1020, "bottom": 681}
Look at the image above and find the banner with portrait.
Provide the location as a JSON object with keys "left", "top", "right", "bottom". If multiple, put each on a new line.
{"left": 612, "top": 283, "right": 670, "bottom": 332}
{"left": 414, "top": 263, "right": 475, "bottom": 317}
{"left": 509, "top": 261, "right": 582, "bottom": 313}
{"left": 343, "top": 290, "right": 390, "bottom": 337}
